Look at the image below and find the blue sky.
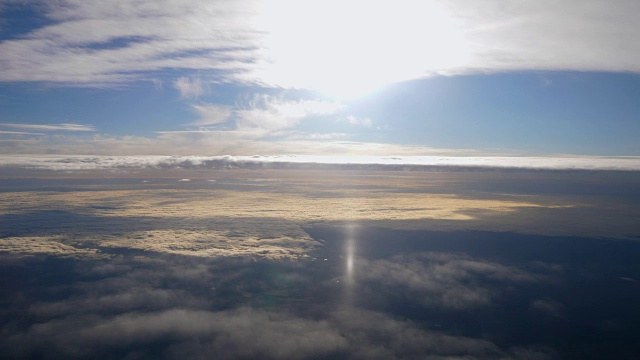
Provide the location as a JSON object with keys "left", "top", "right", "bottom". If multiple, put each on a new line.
{"left": 1, "top": 0, "right": 640, "bottom": 156}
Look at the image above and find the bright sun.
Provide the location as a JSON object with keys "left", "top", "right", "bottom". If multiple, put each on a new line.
{"left": 254, "top": 0, "right": 469, "bottom": 99}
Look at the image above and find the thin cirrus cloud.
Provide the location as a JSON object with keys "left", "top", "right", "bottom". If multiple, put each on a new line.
{"left": 177, "top": 95, "right": 343, "bottom": 136}
{"left": 174, "top": 77, "right": 206, "bottom": 99}
{"left": 0, "top": 123, "right": 95, "bottom": 132}
{"left": 0, "top": 130, "right": 46, "bottom": 136}
{"left": 188, "top": 104, "right": 232, "bottom": 126}
{"left": 1, "top": 0, "right": 639, "bottom": 93}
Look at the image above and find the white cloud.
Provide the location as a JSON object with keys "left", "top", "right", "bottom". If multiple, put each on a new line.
{"left": 0, "top": 0, "right": 261, "bottom": 85}
{"left": 0, "top": 123, "right": 95, "bottom": 132}
{"left": 1, "top": 154, "right": 640, "bottom": 171}
{"left": 173, "top": 77, "right": 205, "bottom": 99}
{"left": 267, "top": 130, "right": 349, "bottom": 141}
{"left": 0, "top": 130, "right": 45, "bottom": 136}
{"left": 189, "top": 103, "right": 232, "bottom": 126}
{"left": 2, "top": 0, "right": 638, "bottom": 92}
{"left": 235, "top": 95, "right": 344, "bottom": 132}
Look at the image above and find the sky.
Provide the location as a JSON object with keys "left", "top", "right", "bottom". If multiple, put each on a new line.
{"left": 1, "top": 0, "right": 640, "bottom": 157}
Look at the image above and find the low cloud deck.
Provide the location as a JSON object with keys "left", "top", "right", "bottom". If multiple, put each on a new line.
{"left": 1, "top": 168, "right": 640, "bottom": 359}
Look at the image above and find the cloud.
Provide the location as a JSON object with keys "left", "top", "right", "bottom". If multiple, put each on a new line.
{"left": 179, "top": 96, "right": 342, "bottom": 139}
{"left": 174, "top": 77, "right": 206, "bottom": 99}
{"left": 7, "top": 303, "right": 552, "bottom": 359}
{"left": 189, "top": 103, "right": 232, "bottom": 125}
{"left": 151, "top": 78, "right": 163, "bottom": 90}
{"left": 0, "top": 123, "right": 95, "bottom": 132}
{"left": 234, "top": 95, "right": 344, "bottom": 132}
{"left": 0, "top": 0, "right": 262, "bottom": 85}
{"left": 1, "top": 154, "right": 640, "bottom": 171}
{"left": 354, "top": 252, "right": 543, "bottom": 309}
{"left": 0, "top": 235, "right": 565, "bottom": 359}
{"left": 0, "top": 235, "right": 107, "bottom": 259}
{"left": 1, "top": 0, "right": 639, "bottom": 92}
{"left": 0, "top": 131, "right": 485, "bottom": 156}
{"left": 328, "top": 307, "right": 520, "bottom": 359}
{"left": 0, "top": 130, "right": 46, "bottom": 136}
{"left": 266, "top": 131, "right": 349, "bottom": 141}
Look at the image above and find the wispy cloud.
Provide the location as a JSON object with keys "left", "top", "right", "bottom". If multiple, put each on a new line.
{"left": 174, "top": 77, "right": 206, "bottom": 99}
{"left": 235, "top": 95, "right": 344, "bottom": 132}
{"left": 1, "top": 0, "right": 638, "bottom": 91}
{"left": 151, "top": 78, "right": 163, "bottom": 90}
{"left": 189, "top": 104, "right": 232, "bottom": 126}
{"left": 0, "top": 130, "right": 46, "bottom": 136}
{"left": 266, "top": 131, "right": 349, "bottom": 141}
{"left": 0, "top": 123, "right": 95, "bottom": 132}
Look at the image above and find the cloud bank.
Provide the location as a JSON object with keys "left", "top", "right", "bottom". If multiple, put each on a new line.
{"left": 1, "top": 154, "right": 639, "bottom": 172}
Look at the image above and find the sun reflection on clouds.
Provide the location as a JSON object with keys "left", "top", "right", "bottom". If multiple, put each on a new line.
{"left": 345, "top": 224, "right": 356, "bottom": 284}
{"left": 342, "top": 223, "right": 358, "bottom": 305}
{"left": 254, "top": 0, "right": 470, "bottom": 99}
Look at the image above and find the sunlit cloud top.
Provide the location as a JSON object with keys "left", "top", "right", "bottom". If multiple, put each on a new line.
{"left": 2, "top": 154, "right": 640, "bottom": 172}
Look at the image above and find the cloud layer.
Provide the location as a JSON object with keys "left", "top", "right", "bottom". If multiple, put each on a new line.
{"left": 1, "top": 0, "right": 639, "bottom": 91}
{"left": 2, "top": 168, "right": 640, "bottom": 358}
{"left": 1, "top": 154, "right": 640, "bottom": 171}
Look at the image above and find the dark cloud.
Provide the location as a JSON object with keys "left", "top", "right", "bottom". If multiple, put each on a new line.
{"left": 8, "top": 308, "right": 346, "bottom": 359}
{"left": 0, "top": 249, "right": 560, "bottom": 360}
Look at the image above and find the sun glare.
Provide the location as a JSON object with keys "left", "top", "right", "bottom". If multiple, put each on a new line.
{"left": 254, "top": 0, "right": 469, "bottom": 99}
